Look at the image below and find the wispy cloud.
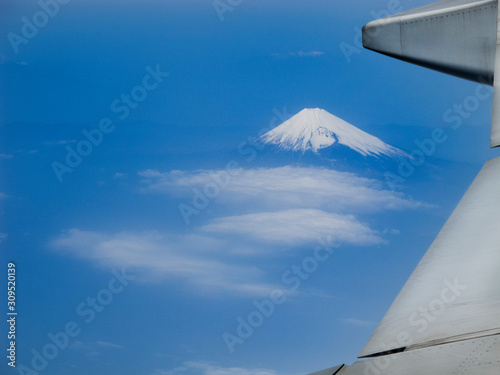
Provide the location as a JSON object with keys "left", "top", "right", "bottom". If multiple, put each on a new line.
{"left": 272, "top": 50, "right": 325, "bottom": 58}
{"left": 51, "top": 207, "right": 384, "bottom": 295}
{"left": 70, "top": 340, "right": 124, "bottom": 360}
{"left": 96, "top": 341, "right": 124, "bottom": 349}
{"left": 139, "top": 166, "right": 423, "bottom": 214}
{"left": 51, "top": 229, "right": 276, "bottom": 296}
{"left": 152, "top": 362, "right": 278, "bottom": 375}
{"left": 53, "top": 166, "right": 423, "bottom": 296}
{"left": 342, "top": 318, "right": 375, "bottom": 327}
{"left": 71, "top": 340, "right": 124, "bottom": 351}
{"left": 202, "top": 209, "right": 385, "bottom": 247}
{"left": 0, "top": 153, "right": 13, "bottom": 159}
{"left": 45, "top": 139, "right": 77, "bottom": 146}
{"left": 113, "top": 172, "right": 128, "bottom": 179}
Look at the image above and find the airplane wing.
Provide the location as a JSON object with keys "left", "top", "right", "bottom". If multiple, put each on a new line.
{"left": 307, "top": 1, "right": 500, "bottom": 373}
{"left": 338, "top": 334, "right": 499, "bottom": 375}
{"left": 362, "top": 0, "right": 497, "bottom": 85}
{"left": 307, "top": 365, "right": 345, "bottom": 375}
{"left": 362, "top": 0, "right": 500, "bottom": 147}
{"left": 308, "top": 159, "right": 500, "bottom": 374}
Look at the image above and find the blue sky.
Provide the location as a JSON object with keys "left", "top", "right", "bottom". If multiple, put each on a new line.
{"left": 1, "top": 0, "right": 500, "bottom": 374}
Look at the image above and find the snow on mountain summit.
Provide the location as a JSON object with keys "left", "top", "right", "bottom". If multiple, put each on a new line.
{"left": 260, "top": 108, "right": 406, "bottom": 158}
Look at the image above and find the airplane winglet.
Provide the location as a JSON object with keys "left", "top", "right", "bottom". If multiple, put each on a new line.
{"left": 362, "top": 0, "right": 500, "bottom": 147}
{"left": 491, "top": 1, "right": 500, "bottom": 147}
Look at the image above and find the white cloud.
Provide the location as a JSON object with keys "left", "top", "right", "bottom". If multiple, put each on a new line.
{"left": 96, "top": 341, "right": 124, "bottom": 349}
{"left": 51, "top": 229, "right": 276, "bottom": 296}
{"left": 152, "top": 362, "right": 278, "bottom": 375}
{"left": 70, "top": 340, "right": 123, "bottom": 360}
{"left": 53, "top": 166, "right": 422, "bottom": 295}
{"left": 202, "top": 209, "right": 384, "bottom": 247}
{"left": 0, "top": 153, "right": 13, "bottom": 159}
{"left": 343, "top": 318, "right": 375, "bottom": 327}
{"left": 113, "top": 172, "right": 128, "bottom": 179}
{"left": 71, "top": 340, "right": 123, "bottom": 350}
{"left": 297, "top": 51, "right": 324, "bottom": 57}
{"left": 45, "top": 139, "right": 77, "bottom": 146}
{"left": 139, "top": 166, "right": 422, "bottom": 214}
{"left": 51, "top": 207, "right": 384, "bottom": 294}
{"left": 56, "top": 139, "right": 77, "bottom": 145}
{"left": 272, "top": 50, "right": 325, "bottom": 58}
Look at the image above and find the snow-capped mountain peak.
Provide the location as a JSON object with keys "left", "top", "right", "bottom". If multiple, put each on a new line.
{"left": 260, "top": 108, "right": 406, "bottom": 158}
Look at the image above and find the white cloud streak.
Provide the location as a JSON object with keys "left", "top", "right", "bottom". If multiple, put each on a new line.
{"left": 69, "top": 340, "right": 124, "bottom": 360}
{"left": 53, "top": 166, "right": 422, "bottom": 295}
{"left": 45, "top": 139, "right": 77, "bottom": 146}
{"left": 51, "top": 206, "right": 385, "bottom": 295}
{"left": 51, "top": 207, "right": 385, "bottom": 294}
{"left": 342, "top": 318, "right": 375, "bottom": 327}
{"left": 202, "top": 209, "right": 385, "bottom": 247}
{"left": 271, "top": 50, "right": 325, "bottom": 58}
{"left": 152, "top": 362, "right": 278, "bottom": 375}
{"left": 139, "top": 166, "right": 423, "bottom": 214}
{"left": 52, "top": 229, "right": 276, "bottom": 296}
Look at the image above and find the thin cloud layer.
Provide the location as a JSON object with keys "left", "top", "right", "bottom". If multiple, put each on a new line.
{"left": 153, "top": 362, "right": 278, "bottom": 375}
{"left": 342, "top": 318, "right": 376, "bottom": 327}
{"left": 271, "top": 50, "right": 325, "bottom": 58}
{"left": 51, "top": 207, "right": 384, "bottom": 294}
{"left": 70, "top": 340, "right": 124, "bottom": 361}
{"left": 52, "top": 229, "right": 276, "bottom": 296}
{"left": 139, "top": 166, "right": 422, "bottom": 213}
{"left": 53, "top": 166, "right": 421, "bottom": 295}
{"left": 202, "top": 209, "right": 385, "bottom": 246}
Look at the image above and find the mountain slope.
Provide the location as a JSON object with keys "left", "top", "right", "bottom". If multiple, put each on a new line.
{"left": 260, "top": 108, "right": 406, "bottom": 158}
